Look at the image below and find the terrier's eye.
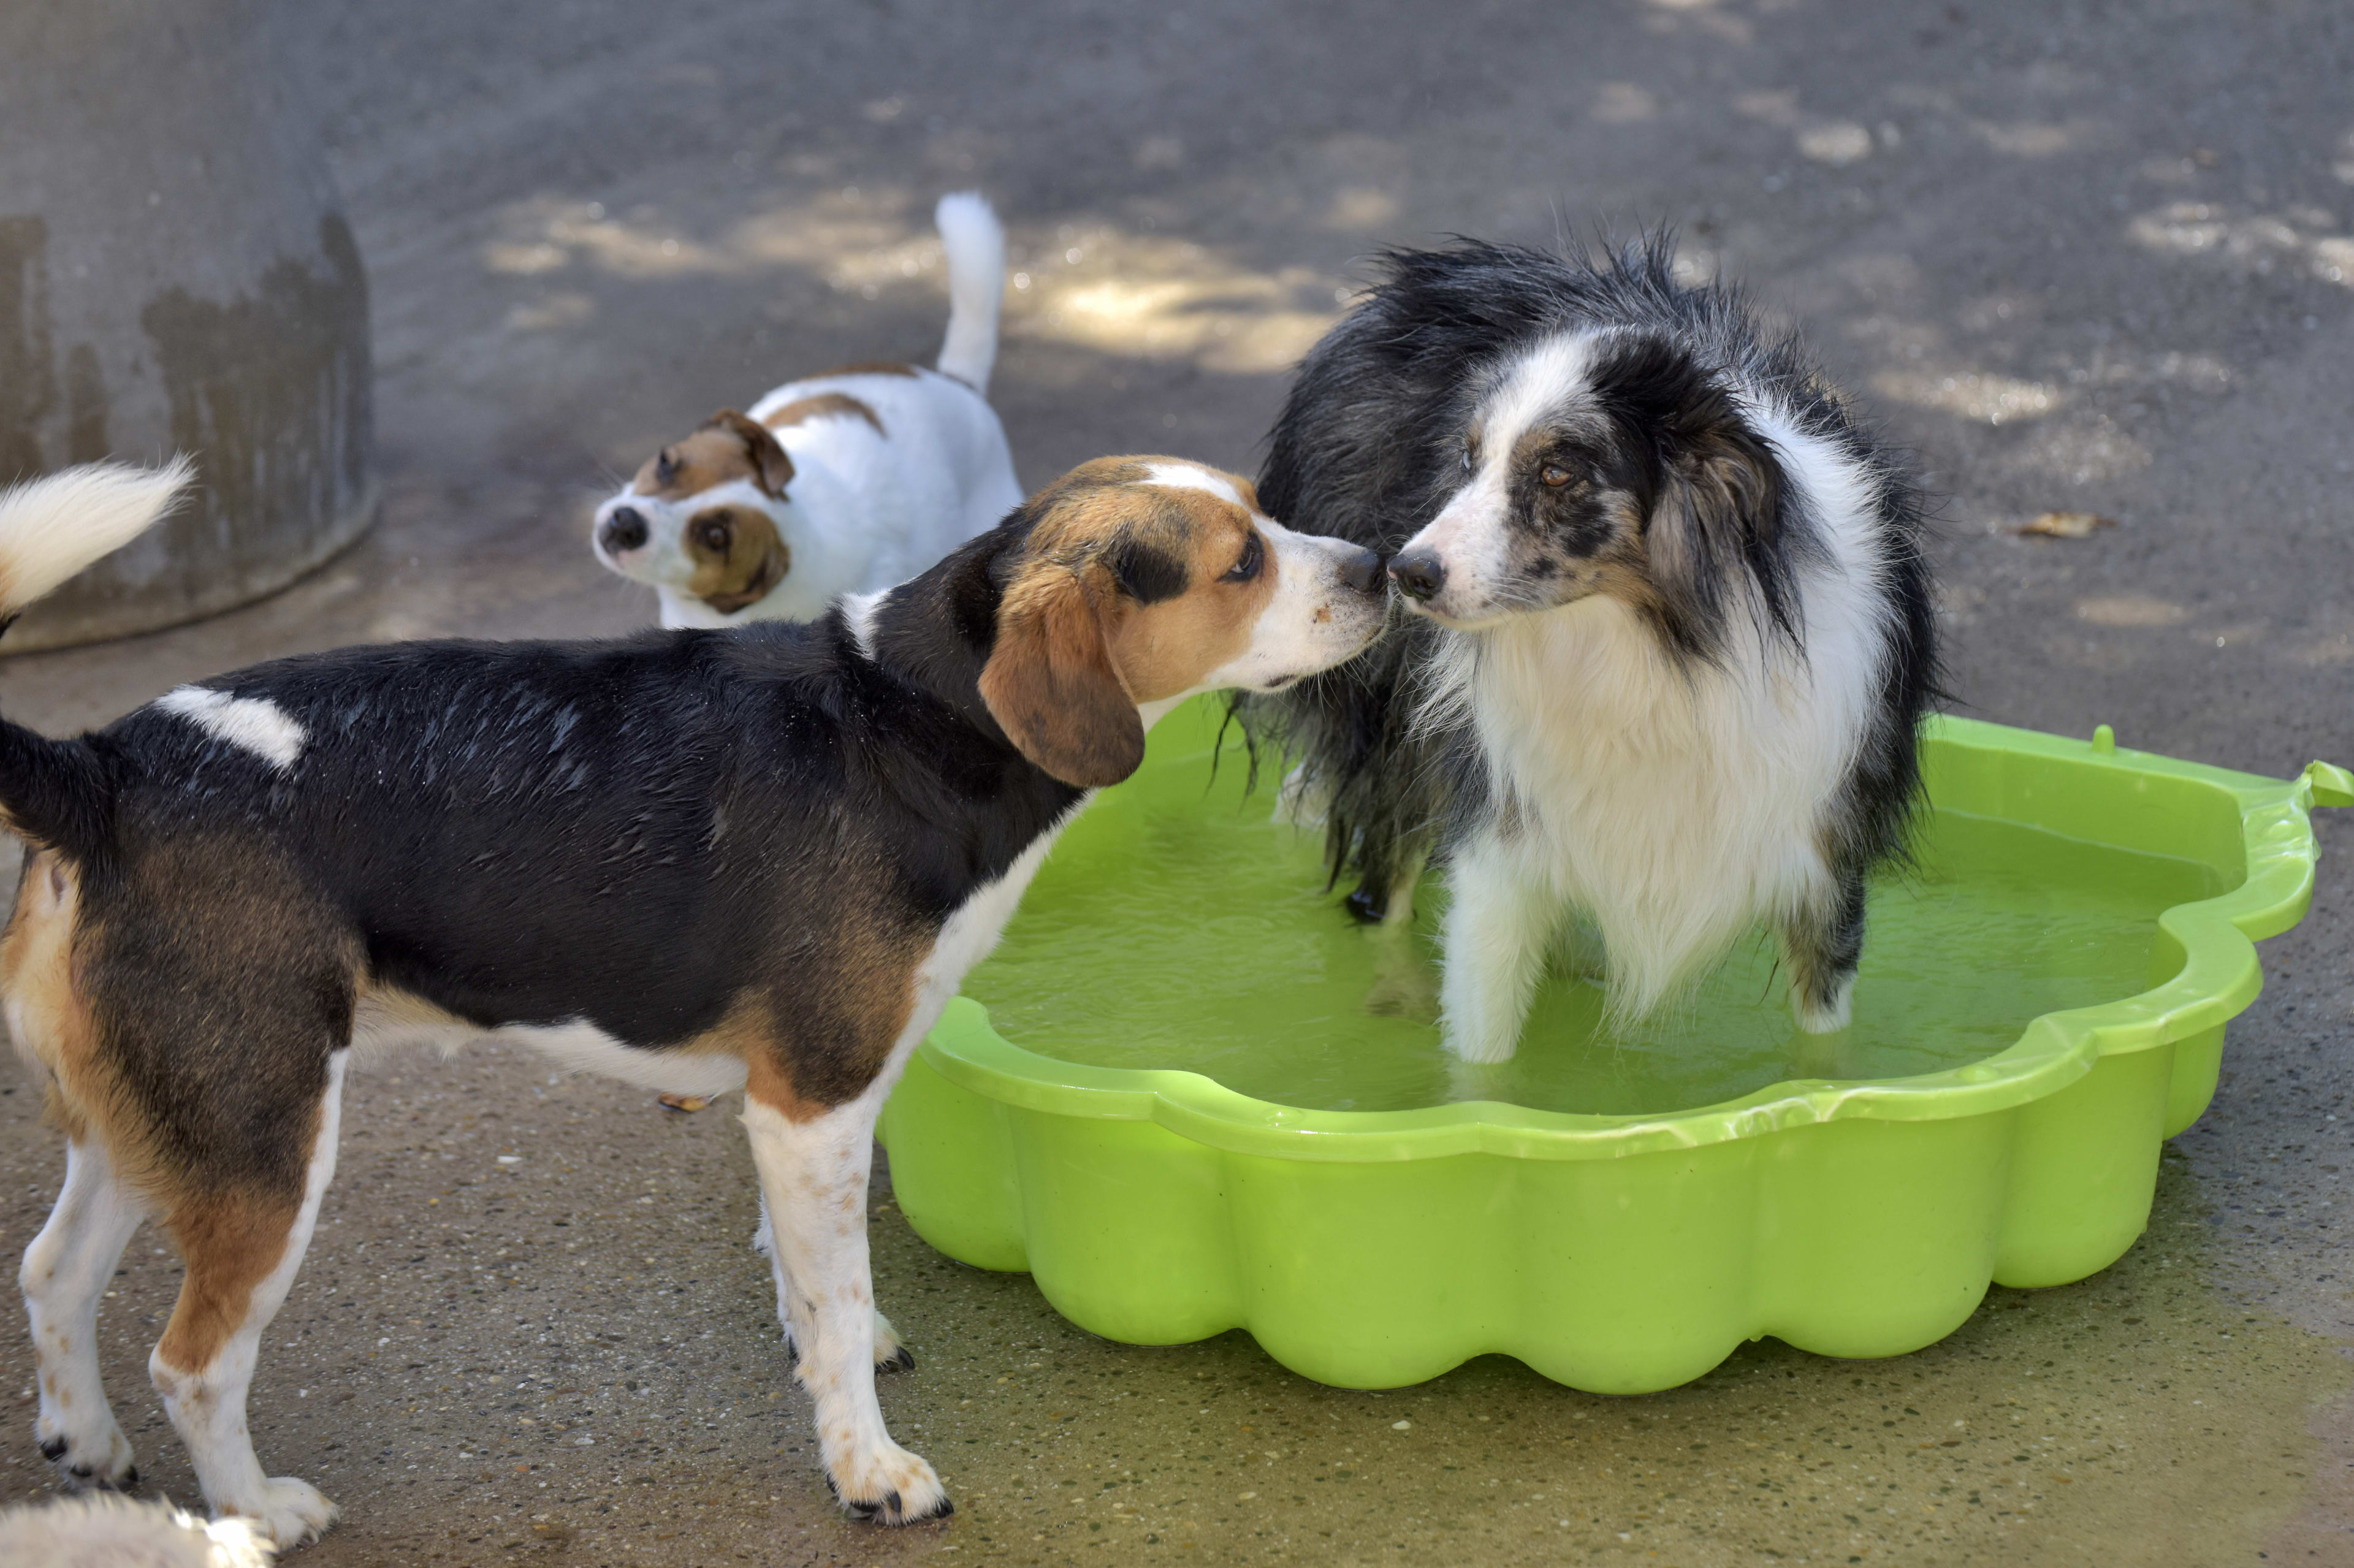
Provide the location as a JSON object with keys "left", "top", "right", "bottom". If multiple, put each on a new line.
{"left": 1222, "top": 532, "right": 1263, "bottom": 583}
{"left": 653, "top": 450, "right": 679, "bottom": 485}
{"left": 695, "top": 516, "right": 733, "bottom": 552}
{"left": 1540, "top": 463, "right": 1574, "bottom": 489}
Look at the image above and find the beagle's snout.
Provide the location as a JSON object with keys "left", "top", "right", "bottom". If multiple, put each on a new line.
{"left": 599, "top": 508, "right": 650, "bottom": 555}
{"left": 1388, "top": 549, "right": 1446, "bottom": 603}
{"left": 1335, "top": 543, "right": 1384, "bottom": 597}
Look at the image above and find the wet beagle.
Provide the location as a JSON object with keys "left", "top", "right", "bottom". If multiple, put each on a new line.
{"left": 592, "top": 192, "right": 1023, "bottom": 626}
{"left": 0, "top": 456, "right": 1384, "bottom": 1546}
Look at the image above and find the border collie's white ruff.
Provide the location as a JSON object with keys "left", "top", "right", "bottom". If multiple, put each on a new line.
{"left": 1248, "top": 239, "right": 1937, "bottom": 1064}
{"left": 592, "top": 191, "right": 1022, "bottom": 627}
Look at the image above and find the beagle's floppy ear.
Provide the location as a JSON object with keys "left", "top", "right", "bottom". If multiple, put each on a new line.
{"left": 705, "top": 409, "right": 796, "bottom": 498}
{"left": 978, "top": 566, "right": 1146, "bottom": 788}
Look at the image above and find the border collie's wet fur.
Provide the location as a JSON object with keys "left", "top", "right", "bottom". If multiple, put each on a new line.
{"left": 1244, "top": 236, "right": 1937, "bottom": 1062}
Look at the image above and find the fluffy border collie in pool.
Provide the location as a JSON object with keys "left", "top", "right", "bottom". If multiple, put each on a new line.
{"left": 1244, "top": 235, "right": 1938, "bottom": 1063}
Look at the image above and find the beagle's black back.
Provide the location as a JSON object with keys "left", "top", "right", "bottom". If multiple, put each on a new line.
{"left": 47, "top": 527, "right": 1078, "bottom": 1129}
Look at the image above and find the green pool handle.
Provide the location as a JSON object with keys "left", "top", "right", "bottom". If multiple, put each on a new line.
{"left": 2305, "top": 759, "right": 2354, "bottom": 810}
{"left": 2098, "top": 720, "right": 2347, "bottom": 810}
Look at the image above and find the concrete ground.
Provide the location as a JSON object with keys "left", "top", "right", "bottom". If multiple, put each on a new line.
{"left": 4, "top": 0, "right": 2352, "bottom": 1562}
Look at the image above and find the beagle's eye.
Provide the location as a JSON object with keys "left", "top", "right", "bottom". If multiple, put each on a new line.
{"left": 1222, "top": 531, "right": 1264, "bottom": 584}
{"left": 694, "top": 515, "right": 733, "bottom": 552}
{"left": 1540, "top": 463, "right": 1574, "bottom": 489}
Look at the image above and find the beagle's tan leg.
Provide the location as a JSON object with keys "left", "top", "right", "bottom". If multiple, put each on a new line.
{"left": 742, "top": 1085, "right": 947, "bottom": 1524}
{"left": 149, "top": 1051, "right": 347, "bottom": 1549}
{"left": 20, "top": 1138, "right": 147, "bottom": 1490}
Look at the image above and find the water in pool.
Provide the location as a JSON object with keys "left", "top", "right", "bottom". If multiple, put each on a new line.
{"left": 959, "top": 731, "right": 2225, "bottom": 1117}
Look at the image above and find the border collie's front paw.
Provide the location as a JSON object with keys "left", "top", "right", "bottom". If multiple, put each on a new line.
{"left": 1792, "top": 976, "right": 1854, "bottom": 1035}
{"left": 218, "top": 1475, "right": 338, "bottom": 1548}
{"left": 37, "top": 1415, "right": 138, "bottom": 1491}
{"left": 826, "top": 1442, "right": 951, "bottom": 1524}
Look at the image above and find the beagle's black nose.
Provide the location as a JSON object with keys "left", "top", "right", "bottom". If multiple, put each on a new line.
{"left": 1388, "top": 549, "right": 1446, "bottom": 603}
{"left": 599, "top": 508, "right": 649, "bottom": 554}
{"left": 1336, "top": 543, "right": 1384, "bottom": 596}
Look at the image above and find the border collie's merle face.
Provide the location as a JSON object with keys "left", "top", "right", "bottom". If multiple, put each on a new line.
{"left": 1389, "top": 331, "right": 1789, "bottom": 658}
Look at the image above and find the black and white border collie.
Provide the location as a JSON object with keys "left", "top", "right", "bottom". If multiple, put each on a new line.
{"left": 0, "top": 458, "right": 1383, "bottom": 1545}
{"left": 1247, "top": 237, "right": 1937, "bottom": 1062}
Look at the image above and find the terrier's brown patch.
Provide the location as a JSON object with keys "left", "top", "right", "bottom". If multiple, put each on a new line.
{"left": 812, "top": 360, "right": 921, "bottom": 379}
{"left": 760, "top": 393, "right": 885, "bottom": 437}
{"left": 633, "top": 411, "right": 794, "bottom": 501}
{"left": 682, "top": 505, "right": 790, "bottom": 614}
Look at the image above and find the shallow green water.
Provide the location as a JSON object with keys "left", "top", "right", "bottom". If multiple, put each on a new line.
{"left": 961, "top": 734, "right": 2225, "bottom": 1117}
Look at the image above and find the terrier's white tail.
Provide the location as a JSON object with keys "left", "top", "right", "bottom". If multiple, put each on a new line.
{"left": 0, "top": 457, "right": 193, "bottom": 621}
{"left": 932, "top": 191, "right": 1006, "bottom": 395}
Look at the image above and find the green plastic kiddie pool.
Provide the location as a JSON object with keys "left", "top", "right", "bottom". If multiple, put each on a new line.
{"left": 878, "top": 699, "right": 2350, "bottom": 1393}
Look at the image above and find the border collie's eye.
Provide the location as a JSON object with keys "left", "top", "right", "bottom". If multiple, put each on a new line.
{"left": 695, "top": 516, "right": 733, "bottom": 552}
{"left": 1540, "top": 463, "right": 1573, "bottom": 489}
{"left": 1222, "top": 532, "right": 1263, "bottom": 583}
{"left": 1461, "top": 446, "right": 1474, "bottom": 473}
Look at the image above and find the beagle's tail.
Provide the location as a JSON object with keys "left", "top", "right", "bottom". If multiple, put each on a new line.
{"left": 933, "top": 191, "right": 1006, "bottom": 397}
{"left": 0, "top": 457, "right": 191, "bottom": 859}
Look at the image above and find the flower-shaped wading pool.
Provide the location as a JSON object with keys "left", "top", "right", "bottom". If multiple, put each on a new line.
{"left": 879, "top": 701, "right": 2350, "bottom": 1393}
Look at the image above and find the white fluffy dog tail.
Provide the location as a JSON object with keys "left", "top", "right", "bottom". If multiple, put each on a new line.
{"left": 932, "top": 190, "right": 1005, "bottom": 396}
{"left": 0, "top": 1491, "right": 275, "bottom": 1567}
{"left": 0, "top": 456, "right": 193, "bottom": 622}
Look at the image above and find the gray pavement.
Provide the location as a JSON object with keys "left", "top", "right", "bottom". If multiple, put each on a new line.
{"left": 4, "top": 1, "right": 2352, "bottom": 1562}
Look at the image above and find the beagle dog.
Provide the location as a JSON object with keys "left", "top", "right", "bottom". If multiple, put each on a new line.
{"left": 1, "top": 456, "right": 1384, "bottom": 1546}
{"left": 592, "top": 192, "right": 1024, "bottom": 627}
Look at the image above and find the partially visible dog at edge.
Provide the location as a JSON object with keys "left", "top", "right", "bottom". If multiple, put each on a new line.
{"left": 0, "top": 1492, "right": 273, "bottom": 1567}
{"left": 591, "top": 191, "right": 1023, "bottom": 628}
{"left": 0, "top": 454, "right": 1385, "bottom": 1546}
{"left": 1240, "top": 235, "right": 1938, "bottom": 1064}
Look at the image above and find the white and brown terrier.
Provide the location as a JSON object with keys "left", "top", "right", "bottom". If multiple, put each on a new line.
{"left": 2, "top": 456, "right": 1384, "bottom": 1545}
{"left": 592, "top": 191, "right": 1024, "bottom": 627}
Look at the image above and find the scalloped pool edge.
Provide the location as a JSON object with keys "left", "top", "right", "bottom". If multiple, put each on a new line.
{"left": 878, "top": 716, "right": 2338, "bottom": 1393}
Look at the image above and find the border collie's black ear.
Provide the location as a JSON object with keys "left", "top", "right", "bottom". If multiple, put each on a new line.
{"left": 706, "top": 409, "right": 796, "bottom": 498}
{"left": 1595, "top": 337, "right": 1791, "bottom": 655}
{"left": 978, "top": 565, "right": 1146, "bottom": 788}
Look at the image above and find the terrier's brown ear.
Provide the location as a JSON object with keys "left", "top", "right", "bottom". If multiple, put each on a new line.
{"left": 978, "top": 566, "right": 1146, "bottom": 788}
{"left": 706, "top": 409, "right": 796, "bottom": 497}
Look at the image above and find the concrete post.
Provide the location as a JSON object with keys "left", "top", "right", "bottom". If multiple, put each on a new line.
{"left": 0, "top": 0, "right": 375, "bottom": 650}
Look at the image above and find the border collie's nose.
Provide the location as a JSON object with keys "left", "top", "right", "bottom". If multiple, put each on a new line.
{"left": 1388, "top": 549, "right": 1445, "bottom": 602}
{"left": 1337, "top": 544, "right": 1383, "bottom": 596}
{"left": 599, "top": 508, "right": 649, "bottom": 554}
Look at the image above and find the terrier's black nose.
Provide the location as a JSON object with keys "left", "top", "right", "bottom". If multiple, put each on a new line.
{"left": 1337, "top": 543, "right": 1383, "bottom": 596}
{"left": 599, "top": 507, "right": 649, "bottom": 554}
{"left": 1388, "top": 549, "right": 1446, "bottom": 603}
